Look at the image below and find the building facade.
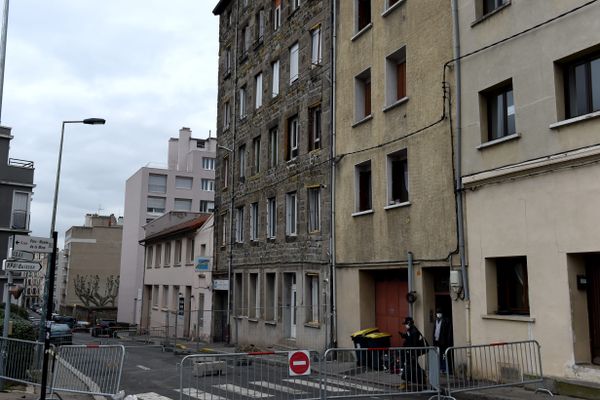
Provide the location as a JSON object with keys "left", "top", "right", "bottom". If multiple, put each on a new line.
{"left": 117, "top": 128, "right": 217, "bottom": 324}
{"left": 334, "top": 0, "right": 464, "bottom": 348}
{"left": 458, "top": 0, "right": 600, "bottom": 380}
{"left": 140, "top": 212, "right": 216, "bottom": 341}
{"left": 0, "top": 126, "right": 34, "bottom": 302}
{"left": 213, "top": 0, "right": 333, "bottom": 350}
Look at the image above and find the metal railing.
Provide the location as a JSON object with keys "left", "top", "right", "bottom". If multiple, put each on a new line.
{"left": 0, "top": 337, "right": 45, "bottom": 387}
{"left": 8, "top": 157, "right": 34, "bottom": 168}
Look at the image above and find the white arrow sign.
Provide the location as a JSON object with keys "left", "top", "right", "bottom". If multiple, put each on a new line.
{"left": 13, "top": 235, "right": 54, "bottom": 253}
{"left": 10, "top": 250, "right": 34, "bottom": 261}
{"left": 3, "top": 260, "right": 42, "bottom": 272}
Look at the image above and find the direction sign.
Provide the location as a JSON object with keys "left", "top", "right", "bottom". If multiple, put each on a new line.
{"left": 10, "top": 250, "right": 34, "bottom": 261}
{"left": 13, "top": 235, "right": 53, "bottom": 253}
{"left": 289, "top": 350, "right": 311, "bottom": 376}
{"left": 2, "top": 260, "right": 42, "bottom": 272}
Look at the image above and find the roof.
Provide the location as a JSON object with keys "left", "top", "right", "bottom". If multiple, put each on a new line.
{"left": 141, "top": 214, "right": 211, "bottom": 244}
{"left": 213, "top": 0, "right": 232, "bottom": 15}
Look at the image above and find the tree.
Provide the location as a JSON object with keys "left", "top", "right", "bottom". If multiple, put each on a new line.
{"left": 73, "top": 274, "right": 120, "bottom": 307}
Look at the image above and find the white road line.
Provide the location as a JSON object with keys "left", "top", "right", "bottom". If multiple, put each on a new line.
{"left": 135, "top": 392, "right": 173, "bottom": 400}
{"left": 283, "top": 379, "right": 349, "bottom": 393}
{"left": 249, "top": 380, "right": 307, "bottom": 394}
{"left": 325, "top": 377, "right": 385, "bottom": 392}
{"left": 137, "top": 364, "right": 151, "bottom": 370}
{"left": 175, "top": 388, "right": 227, "bottom": 400}
{"left": 214, "top": 384, "right": 273, "bottom": 398}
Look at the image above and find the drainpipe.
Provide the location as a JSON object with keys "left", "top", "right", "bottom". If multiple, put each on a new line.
{"left": 451, "top": 0, "right": 471, "bottom": 346}
{"left": 407, "top": 251, "right": 414, "bottom": 318}
{"left": 329, "top": 0, "right": 338, "bottom": 349}
{"left": 0, "top": 0, "right": 9, "bottom": 123}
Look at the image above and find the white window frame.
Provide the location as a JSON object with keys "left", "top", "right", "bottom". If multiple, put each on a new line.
{"left": 11, "top": 191, "right": 30, "bottom": 230}
{"left": 240, "top": 86, "right": 247, "bottom": 118}
{"left": 235, "top": 206, "right": 245, "bottom": 243}
{"left": 292, "top": 0, "right": 301, "bottom": 11}
{"left": 311, "top": 26, "right": 322, "bottom": 65}
{"left": 201, "top": 179, "right": 215, "bottom": 191}
{"left": 385, "top": 47, "right": 407, "bottom": 106}
{"left": 202, "top": 157, "right": 216, "bottom": 170}
{"left": 286, "top": 192, "right": 297, "bottom": 236}
{"left": 255, "top": 72, "right": 263, "bottom": 109}
{"left": 273, "top": 0, "right": 281, "bottom": 30}
{"left": 269, "top": 127, "right": 279, "bottom": 167}
{"left": 224, "top": 101, "right": 231, "bottom": 129}
{"left": 289, "top": 116, "right": 299, "bottom": 160}
{"left": 223, "top": 156, "right": 229, "bottom": 189}
{"left": 387, "top": 149, "right": 409, "bottom": 205}
{"left": 307, "top": 274, "right": 319, "bottom": 323}
{"left": 289, "top": 42, "right": 299, "bottom": 84}
{"left": 200, "top": 200, "right": 215, "bottom": 213}
{"left": 221, "top": 213, "right": 228, "bottom": 246}
{"left": 272, "top": 60, "right": 280, "bottom": 97}
{"left": 253, "top": 136, "right": 261, "bottom": 174}
{"left": 307, "top": 187, "right": 321, "bottom": 232}
{"left": 267, "top": 197, "right": 277, "bottom": 239}
{"left": 250, "top": 202, "right": 259, "bottom": 241}
{"left": 239, "top": 144, "right": 246, "bottom": 178}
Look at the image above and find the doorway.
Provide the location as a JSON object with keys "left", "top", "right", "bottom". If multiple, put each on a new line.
{"left": 283, "top": 273, "right": 297, "bottom": 339}
{"left": 374, "top": 270, "right": 408, "bottom": 347}
{"left": 586, "top": 256, "right": 600, "bottom": 365}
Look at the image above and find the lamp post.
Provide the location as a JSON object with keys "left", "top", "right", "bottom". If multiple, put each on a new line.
{"left": 39, "top": 118, "right": 105, "bottom": 400}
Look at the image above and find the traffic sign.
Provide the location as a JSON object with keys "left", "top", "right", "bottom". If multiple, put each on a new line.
{"left": 13, "top": 235, "right": 53, "bottom": 253}
{"left": 289, "top": 350, "right": 311, "bottom": 376}
{"left": 2, "top": 259, "right": 42, "bottom": 272}
{"left": 10, "top": 250, "right": 34, "bottom": 261}
{"left": 178, "top": 297, "right": 185, "bottom": 316}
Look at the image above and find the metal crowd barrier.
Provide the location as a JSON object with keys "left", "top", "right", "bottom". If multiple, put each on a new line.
{"left": 443, "top": 340, "right": 552, "bottom": 399}
{"left": 0, "top": 337, "right": 45, "bottom": 387}
{"left": 50, "top": 344, "right": 125, "bottom": 398}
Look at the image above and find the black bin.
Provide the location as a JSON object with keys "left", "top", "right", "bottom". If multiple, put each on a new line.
{"left": 364, "top": 332, "right": 392, "bottom": 369}
{"left": 350, "top": 328, "right": 379, "bottom": 366}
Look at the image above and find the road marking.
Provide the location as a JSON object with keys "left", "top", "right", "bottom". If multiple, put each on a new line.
{"left": 137, "top": 364, "right": 151, "bottom": 370}
{"left": 214, "top": 384, "right": 273, "bottom": 398}
{"left": 325, "top": 377, "right": 384, "bottom": 391}
{"left": 283, "top": 379, "right": 349, "bottom": 392}
{"left": 250, "top": 381, "right": 307, "bottom": 394}
{"left": 175, "top": 388, "right": 227, "bottom": 400}
{"left": 135, "top": 392, "right": 173, "bottom": 400}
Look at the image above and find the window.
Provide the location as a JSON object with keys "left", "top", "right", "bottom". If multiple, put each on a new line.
{"left": 564, "top": 52, "right": 600, "bottom": 119}
{"left": 174, "top": 240, "right": 182, "bottom": 265}
{"left": 485, "top": 83, "right": 515, "bottom": 141}
{"left": 308, "top": 106, "right": 321, "bottom": 151}
{"left": 186, "top": 238, "right": 194, "bottom": 263}
{"left": 256, "top": 9, "right": 265, "bottom": 43}
{"left": 202, "top": 158, "right": 216, "bottom": 170}
{"left": 174, "top": 198, "right": 192, "bottom": 211}
{"left": 267, "top": 197, "right": 277, "bottom": 239}
{"left": 266, "top": 273, "right": 276, "bottom": 320}
{"left": 164, "top": 242, "right": 171, "bottom": 265}
{"left": 491, "top": 257, "right": 530, "bottom": 315}
{"left": 482, "top": 0, "right": 507, "bottom": 16}
{"left": 234, "top": 273, "right": 244, "bottom": 315}
{"left": 242, "top": 25, "right": 251, "bottom": 56}
{"left": 223, "top": 156, "right": 230, "bottom": 189}
{"left": 200, "top": 244, "right": 207, "bottom": 256}
{"left": 356, "top": 0, "right": 371, "bottom": 32}
{"left": 272, "top": 60, "right": 280, "bottom": 97}
{"left": 172, "top": 285, "right": 180, "bottom": 311}
{"left": 273, "top": 0, "right": 282, "bottom": 30}
{"left": 225, "top": 46, "right": 232, "bottom": 75}
{"left": 176, "top": 176, "right": 193, "bottom": 189}
{"left": 152, "top": 285, "right": 159, "bottom": 307}
{"left": 147, "top": 196, "right": 166, "bottom": 214}
{"left": 221, "top": 213, "right": 228, "bottom": 246}
{"left": 146, "top": 246, "right": 154, "bottom": 269}
{"left": 201, "top": 179, "right": 215, "bottom": 191}
{"left": 154, "top": 244, "right": 162, "bottom": 267}
{"left": 286, "top": 192, "right": 297, "bottom": 236}
{"left": 355, "top": 161, "right": 372, "bottom": 212}
{"left": 386, "top": 47, "right": 406, "bottom": 106}
{"left": 250, "top": 202, "right": 259, "bottom": 241}
{"left": 200, "top": 200, "right": 215, "bottom": 213}
{"left": 11, "top": 191, "right": 29, "bottom": 230}
{"left": 290, "top": 42, "right": 299, "bottom": 83}
{"left": 387, "top": 149, "right": 409, "bottom": 205}
{"left": 255, "top": 72, "right": 263, "bottom": 109}
{"left": 269, "top": 127, "right": 279, "bottom": 167}
{"left": 311, "top": 26, "right": 322, "bottom": 65}
{"left": 249, "top": 273, "right": 260, "bottom": 319}
{"left": 292, "top": 0, "right": 301, "bottom": 11}
{"left": 162, "top": 285, "right": 168, "bottom": 308}
{"left": 306, "top": 274, "right": 319, "bottom": 323}
{"left": 287, "top": 115, "right": 299, "bottom": 161}
{"left": 235, "top": 206, "right": 244, "bottom": 243}
{"left": 238, "top": 144, "right": 246, "bottom": 178}
{"left": 355, "top": 68, "right": 372, "bottom": 121}
{"left": 239, "top": 86, "right": 247, "bottom": 118}
{"left": 224, "top": 101, "right": 231, "bottom": 130}
{"left": 148, "top": 174, "right": 167, "bottom": 193}
{"left": 307, "top": 187, "right": 321, "bottom": 232}
{"left": 252, "top": 136, "right": 261, "bottom": 174}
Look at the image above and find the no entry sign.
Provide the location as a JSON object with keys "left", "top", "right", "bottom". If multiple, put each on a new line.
{"left": 288, "top": 350, "right": 311, "bottom": 376}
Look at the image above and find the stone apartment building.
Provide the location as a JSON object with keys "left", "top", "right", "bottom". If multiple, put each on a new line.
{"left": 212, "top": 0, "right": 333, "bottom": 350}
{"left": 118, "top": 128, "right": 217, "bottom": 324}
{"left": 456, "top": 0, "right": 600, "bottom": 381}
{"left": 334, "top": 0, "right": 464, "bottom": 349}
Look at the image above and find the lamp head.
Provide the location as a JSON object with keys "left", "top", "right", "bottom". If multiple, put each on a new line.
{"left": 83, "top": 118, "right": 106, "bottom": 125}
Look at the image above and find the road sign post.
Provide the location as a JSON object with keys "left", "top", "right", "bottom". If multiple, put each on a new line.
{"left": 40, "top": 231, "right": 58, "bottom": 400}
{"left": 289, "top": 350, "right": 311, "bottom": 376}
{"left": 3, "top": 260, "right": 42, "bottom": 272}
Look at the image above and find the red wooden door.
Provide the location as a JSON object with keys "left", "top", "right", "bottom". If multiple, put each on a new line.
{"left": 375, "top": 274, "right": 408, "bottom": 347}
{"left": 586, "top": 261, "right": 600, "bottom": 364}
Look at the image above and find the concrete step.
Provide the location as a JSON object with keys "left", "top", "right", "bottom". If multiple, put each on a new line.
{"left": 553, "top": 377, "right": 600, "bottom": 400}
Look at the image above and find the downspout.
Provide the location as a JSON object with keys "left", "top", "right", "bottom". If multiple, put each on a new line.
{"left": 407, "top": 251, "right": 414, "bottom": 318}
{"left": 329, "top": 0, "right": 337, "bottom": 348}
{"left": 451, "top": 0, "right": 471, "bottom": 346}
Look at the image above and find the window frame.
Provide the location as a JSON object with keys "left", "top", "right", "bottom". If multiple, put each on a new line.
{"left": 174, "top": 198, "right": 192, "bottom": 211}
{"left": 235, "top": 206, "right": 245, "bottom": 243}
{"left": 564, "top": 52, "right": 600, "bottom": 119}
{"left": 285, "top": 191, "right": 298, "bottom": 236}
{"left": 255, "top": 72, "right": 263, "bottom": 109}
{"left": 493, "top": 256, "right": 530, "bottom": 316}
{"left": 355, "top": 68, "right": 372, "bottom": 122}
{"left": 201, "top": 179, "right": 215, "bottom": 191}
{"left": 273, "top": 0, "right": 282, "bottom": 31}
{"left": 308, "top": 105, "right": 322, "bottom": 151}
{"left": 385, "top": 47, "right": 407, "bottom": 106}
{"left": 289, "top": 42, "right": 299, "bottom": 84}
{"left": 272, "top": 60, "right": 280, "bottom": 97}
{"left": 387, "top": 149, "right": 409, "bottom": 205}
{"left": 238, "top": 144, "right": 246, "bottom": 179}
{"left": 250, "top": 202, "right": 259, "bottom": 241}
{"left": 252, "top": 136, "right": 261, "bottom": 174}
{"left": 356, "top": 0, "right": 372, "bottom": 33}
{"left": 311, "top": 26, "right": 322, "bottom": 66}
{"left": 484, "top": 82, "right": 516, "bottom": 142}
{"left": 148, "top": 174, "right": 167, "bottom": 194}
{"left": 175, "top": 176, "right": 193, "bottom": 190}
{"left": 147, "top": 196, "right": 166, "bottom": 214}
{"left": 307, "top": 187, "right": 321, "bottom": 233}
{"left": 267, "top": 197, "right": 277, "bottom": 239}
{"left": 287, "top": 115, "right": 299, "bottom": 161}
{"left": 355, "top": 161, "right": 372, "bottom": 213}
{"left": 10, "top": 191, "right": 30, "bottom": 230}
{"left": 269, "top": 127, "right": 279, "bottom": 168}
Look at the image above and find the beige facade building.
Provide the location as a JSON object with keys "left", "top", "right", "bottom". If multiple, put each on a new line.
{"left": 334, "top": 0, "right": 465, "bottom": 348}
{"left": 457, "top": 0, "right": 600, "bottom": 380}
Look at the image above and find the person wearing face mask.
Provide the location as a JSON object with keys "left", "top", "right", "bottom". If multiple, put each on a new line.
{"left": 397, "top": 316, "right": 427, "bottom": 386}
{"left": 433, "top": 308, "right": 452, "bottom": 373}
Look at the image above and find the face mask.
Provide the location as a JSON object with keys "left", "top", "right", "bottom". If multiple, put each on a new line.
{"left": 405, "top": 324, "right": 410, "bottom": 329}
{"left": 436, "top": 313, "right": 442, "bottom": 319}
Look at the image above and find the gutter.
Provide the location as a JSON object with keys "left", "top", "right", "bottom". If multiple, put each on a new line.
{"left": 329, "top": 0, "right": 337, "bottom": 349}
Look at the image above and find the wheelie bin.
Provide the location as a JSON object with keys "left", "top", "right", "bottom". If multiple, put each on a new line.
{"left": 350, "top": 328, "right": 379, "bottom": 366}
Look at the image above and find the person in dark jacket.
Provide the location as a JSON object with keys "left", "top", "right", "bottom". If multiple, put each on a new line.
{"left": 432, "top": 308, "right": 452, "bottom": 372}
{"left": 399, "top": 316, "right": 427, "bottom": 385}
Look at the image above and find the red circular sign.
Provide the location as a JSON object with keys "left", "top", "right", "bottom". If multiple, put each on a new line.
{"left": 289, "top": 351, "right": 311, "bottom": 376}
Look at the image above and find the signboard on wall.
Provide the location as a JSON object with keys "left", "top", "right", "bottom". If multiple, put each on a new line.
{"left": 213, "top": 280, "right": 229, "bottom": 291}
{"left": 195, "top": 257, "right": 210, "bottom": 271}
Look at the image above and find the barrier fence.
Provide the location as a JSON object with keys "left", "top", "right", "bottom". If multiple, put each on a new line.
{"left": 0, "top": 337, "right": 45, "bottom": 387}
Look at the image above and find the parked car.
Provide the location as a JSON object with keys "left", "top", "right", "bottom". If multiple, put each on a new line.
{"left": 91, "top": 319, "right": 117, "bottom": 337}
{"left": 52, "top": 315, "right": 76, "bottom": 329}
{"left": 49, "top": 323, "right": 73, "bottom": 346}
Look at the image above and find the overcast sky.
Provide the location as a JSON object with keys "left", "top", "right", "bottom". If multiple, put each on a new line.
{"left": 3, "top": 1, "right": 218, "bottom": 245}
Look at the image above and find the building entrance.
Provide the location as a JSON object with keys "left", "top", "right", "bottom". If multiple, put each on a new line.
{"left": 586, "top": 256, "right": 600, "bottom": 365}
{"left": 374, "top": 270, "right": 408, "bottom": 347}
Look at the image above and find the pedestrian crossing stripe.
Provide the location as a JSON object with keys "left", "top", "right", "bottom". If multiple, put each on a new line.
{"left": 175, "top": 388, "right": 227, "bottom": 400}
{"left": 134, "top": 393, "right": 173, "bottom": 400}
{"left": 283, "top": 378, "right": 350, "bottom": 392}
{"left": 214, "top": 384, "right": 274, "bottom": 398}
{"left": 249, "top": 380, "right": 307, "bottom": 394}
{"left": 325, "top": 377, "right": 385, "bottom": 392}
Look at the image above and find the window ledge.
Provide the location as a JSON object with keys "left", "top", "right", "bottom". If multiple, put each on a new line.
{"left": 351, "top": 23, "right": 373, "bottom": 42}
{"left": 381, "top": 0, "right": 406, "bottom": 18}
{"left": 384, "top": 201, "right": 410, "bottom": 210}
{"left": 482, "top": 314, "right": 535, "bottom": 323}
{"left": 152, "top": 306, "right": 159, "bottom": 311}
{"left": 304, "top": 322, "right": 321, "bottom": 329}
{"left": 477, "top": 132, "right": 521, "bottom": 150}
{"left": 352, "top": 209, "right": 374, "bottom": 217}
{"left": 265, "top": 320, "right": 277, "bottom": 326}
{"left": 471, "top": 1, "right": 511, "bottom": 28}
{"left": 383, "top": 97, "right": 409, "bottom": 113}
{"left": 164, "top": 265, "right": 171, "bottom": 268}
{"left": 185, "top": 263, "right": 193, "bottom": 266}
{"left": 352, "top": 114, "right": 373, "bottom": 128}
{"left": 248, "top": 318, "right": 259, "bottom": 323}
{"left": 550, "top": 110, "right": 600, "bottom": 129}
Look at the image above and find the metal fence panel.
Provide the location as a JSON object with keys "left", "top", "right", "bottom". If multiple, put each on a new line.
{"left": 444, "top": 340, "right": 544, "bottom": 397}
{"left": 0, "top": 337, "right": 45, "bottom": 386}
{"left": 50, "top": 344, "right": 125, "bottom": 397}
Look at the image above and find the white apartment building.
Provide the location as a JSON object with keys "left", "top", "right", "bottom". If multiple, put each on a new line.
{"left": 117, "top": 127, "right": 217, "bottom": 323}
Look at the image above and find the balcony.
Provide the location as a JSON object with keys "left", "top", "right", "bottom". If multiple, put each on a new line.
{"left": 9, "top": 158, "right": 34, "bottom": 169}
